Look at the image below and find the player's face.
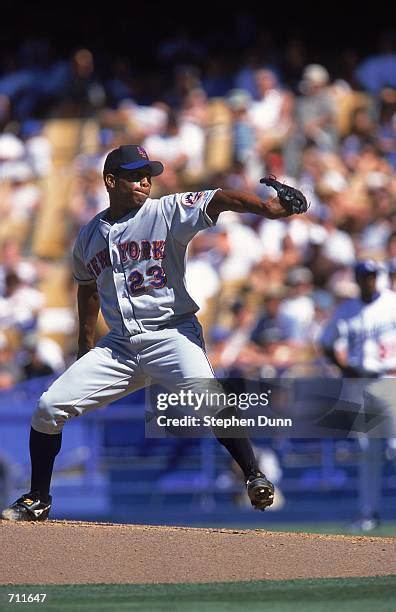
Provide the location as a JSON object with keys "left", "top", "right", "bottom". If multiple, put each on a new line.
{"left": 357, "top": 272, "right": 377, "bottom": 297}
{"left": 109, "top": 167, "right": 153, "bottom": 206}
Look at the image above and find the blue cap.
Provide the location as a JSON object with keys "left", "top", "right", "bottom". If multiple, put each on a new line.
{"left": 103, "top": 145, "right": 164, "bottom": 177}
{"left": 354, "top": 260, "right": 380, "bottom": 278}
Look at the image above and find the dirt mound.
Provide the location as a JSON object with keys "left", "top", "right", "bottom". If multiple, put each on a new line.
{"left": 1, "top": 521, "right": 394, "bottom": 585}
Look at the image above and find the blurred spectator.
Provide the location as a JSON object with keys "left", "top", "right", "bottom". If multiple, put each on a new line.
{"left": 308, "top": 289, "right": 336, "bottom": 349}
{"left": 185, "top": 233, "right": 220, "bottom": 325}
{"left": 50, "top": 48, "right": 106, "bottom": 118}
{"left": 279, "top": 267, "right": 315, "bottom": 341}
{"left": 19, "top": 335, "right": 64, "bottom": 380}
{"left": 226, "top": 89, "right": 255, "bottom": 165}
{"left": 157, "top": 26, "right": 204, "bottom": 67}
{"left": 208, "top": 295, "right": 258, "bottom": 376}
{"left": 227, "top": 287, "right": 305, "bottom": 378}
{"left": 341, "top": 106, "right": 377, "bottom": 170}
{"left": 0, "top": 133, "right": 25, "bottom": 163}
{"left": 163, "top": 65, "right": 203, "bottom": 109}
{"left": 206, "top": 213, "right": 264, "bottom": 282}
{"left": 308, "top": 206, "right": 356, "bottom": 285}
{"left": 143, "top": 108, "right": 205, "bottom": 188}
{"left": 68, "top": 166, "right": 108, "bottom": 231}
{"left": 355, "top": 29, "right": 396, "bottom": 93}
{"left": 247, "top": 68, "right": 293, "bottom": 157}
{"left": 375, "top": 88, "right": 396, "bottom": 169}
{"left": 19, "top": 120, "right": 53, "bottom": 178}
{"left": 0, "top": 332, "right": 22, "bottom": 389}
{"left": 104, "top": 58, "right": 135, "bottom": 107}
{"left": 358, "top": 173, "right": 395, "bottom": 258}
{"left": 0, "top": 271, "right": 45, "bottom": 335}
{"left": 0, "top": 238, "right": 38, "bottom": 296}
{"left": 280, "top": 38, "right": 307, "bottom": 93}
{"left": 0, "top": 156, "right": 42, "bottom": 243}
{"left": 201, "top": 56, "right": 233, "bottom": 98}
{"left": 285, "top": 64, "right": 338, "bottom": 176}
{"left": 179, "top": 87, "right": 209, "bottom": 128}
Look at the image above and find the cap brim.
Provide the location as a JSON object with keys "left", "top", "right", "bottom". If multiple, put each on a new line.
{"left": 356, "top": 270, "right": 378, "bottom": 276}
{"left": 119, "top": 160, "right": 164, "bottom": 176}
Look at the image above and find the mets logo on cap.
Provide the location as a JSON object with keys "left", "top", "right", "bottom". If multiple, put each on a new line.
{"left": 137, "top": 146, "right": 148, "bottom": 159}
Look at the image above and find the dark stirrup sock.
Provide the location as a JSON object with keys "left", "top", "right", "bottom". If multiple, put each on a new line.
{"left": 215, "top": 436, "right": 260, "bottom": 480}
{"left": 29, "top": 427, "right": 62, "bottom": 502}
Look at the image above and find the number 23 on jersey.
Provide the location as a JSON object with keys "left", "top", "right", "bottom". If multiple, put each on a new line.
{"left": 127, "top": 265, "right": 167, "bottom": 296}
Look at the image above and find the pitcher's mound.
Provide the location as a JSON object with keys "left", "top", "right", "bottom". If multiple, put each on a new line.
{"left": 1, "top": 521, "right": 394, "bottom": 585}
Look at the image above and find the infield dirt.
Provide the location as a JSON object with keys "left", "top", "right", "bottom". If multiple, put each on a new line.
{"left": 1, "top": 521, "right": 395, "bottom": 584}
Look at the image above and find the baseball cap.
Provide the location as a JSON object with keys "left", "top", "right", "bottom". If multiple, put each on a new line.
{"left": 103, "top": 145, "right": 164, "bottom": 177}
{"left": 299, "top": 64, "right": 329, "bottom": 94}
{"left": 354, "top": 260, "right": 380, "bottom": 278}
{"left": 301, "top": 64, "right": 329, "bottom": 85}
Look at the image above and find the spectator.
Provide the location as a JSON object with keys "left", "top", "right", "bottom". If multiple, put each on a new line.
{"left": 19, "top": 120, "right": 53, "bottom": 178}
{"left": 247, "top": 68, "right": 293, "bottom": 156}
{"left": 355, "top": 29, "right": 396, "bottom": 93}
{"left": 143, "top": 108, "right": 205, "bottom": 188}
{"left": 207, "top": 296, "right": 258, "bottom": 376}
{"left": 280, "top": 267, "right": 315, "bottom": 341}
{"left": 375, "top": 88, "right": 396, "bottom": 169}
{"left": 285, "top": 64, "right": 338, "bottom": 176}
{"left": 234, "top": 287, "right": 304, "bottom": 378}
{"left": 226, "top": 89, "right": 255, "bottom": 166}
{"left": 0, "top": 332, "right": 22, "bottom": 389}
{"left": 341, "top": 106, "right": 377, "bottom": 170}
{"left": 0, "top": 238, "right": 38, "bottom": 296}
{"left": 0, "top": 271, "right": 45, "bottom": 335}
{"left": 50, "top": 48, "right": 106, "bottom": 118}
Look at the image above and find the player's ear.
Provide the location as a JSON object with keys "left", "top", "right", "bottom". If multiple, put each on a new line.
{"left": 104, "top": 173, "right": 116, "bottom": 189}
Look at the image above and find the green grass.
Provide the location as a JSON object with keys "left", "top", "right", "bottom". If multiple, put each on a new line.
{"left": 245, "top": 521, "right": 396, "bottom": 537}
{"left": 195, "top": 521, "right": 396, "bottom": 537}
{"left": 1, "top": 576, "right": 395, "bottom": 612}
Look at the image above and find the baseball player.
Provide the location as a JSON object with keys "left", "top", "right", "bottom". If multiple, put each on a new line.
{"left": 1, "top": 145, "right": 308, "bottom": 521}
{"left": 320, "top": 260, "right": 396, "bottom": 530}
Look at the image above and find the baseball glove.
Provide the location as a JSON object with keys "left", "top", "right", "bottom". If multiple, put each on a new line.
{"left": 260, "top": 175, "right": 309, "bottom": 215}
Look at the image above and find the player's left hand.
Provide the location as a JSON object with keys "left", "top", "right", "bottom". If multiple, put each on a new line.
{"left": 260, "top": 175, "right": 309, "bottom": 215}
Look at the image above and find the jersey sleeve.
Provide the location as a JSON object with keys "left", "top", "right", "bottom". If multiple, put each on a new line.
{"left": 72, "top": 231, "right": 96, "bottom": 285}
{"left": 161, "top": 189, "right": 219, "bottom": 245}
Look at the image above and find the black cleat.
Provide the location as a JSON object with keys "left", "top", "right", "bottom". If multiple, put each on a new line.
{"left": 1, "top": 492, "right": 52, "bottom": 522}
{"left": 246, "top": 472, "right": 274, "bottom": 511}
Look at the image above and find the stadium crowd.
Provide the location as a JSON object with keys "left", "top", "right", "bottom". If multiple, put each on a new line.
{"left": 0, "top": 26, "right": 395, "bottom": 389}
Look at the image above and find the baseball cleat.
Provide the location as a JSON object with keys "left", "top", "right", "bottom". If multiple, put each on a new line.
{"left": 246, "top": 473, "right": 274, "bottom": 511}
{"left": 1, "top": 492, "right": 52, "bottom": 521}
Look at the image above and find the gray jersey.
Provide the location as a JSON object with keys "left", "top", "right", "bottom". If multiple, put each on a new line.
{"left": 72, "top": 189, "right": 218, "bottom": 334}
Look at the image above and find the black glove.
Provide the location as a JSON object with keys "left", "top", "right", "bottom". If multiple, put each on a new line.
{"left": 260, "top": 175, "right": 309, "bottom": 215}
